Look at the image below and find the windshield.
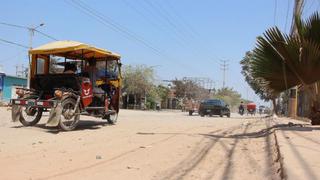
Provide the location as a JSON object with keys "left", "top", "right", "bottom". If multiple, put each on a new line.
{"left": 48, "top": 56, "right": 82, "bottom": 74}
{"left": 84, "top": 59, "right": 119, "bottom": 79}
{"left": 106, "top": 60, "right": 119, "bottom": 79}
{"left": 204, "top": 99, "right": 221, "bottom": 105}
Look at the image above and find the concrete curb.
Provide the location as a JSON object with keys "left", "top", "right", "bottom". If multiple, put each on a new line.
{"left": 272, "top": 117, "right": 320, "bottom": 180}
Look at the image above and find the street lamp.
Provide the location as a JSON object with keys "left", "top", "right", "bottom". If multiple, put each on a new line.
{"left": 0, "top": 22, "right": 50, "bottom": 88}
{"left": 28, "top": 23, "right": 45, "bottom": 49}
{"left": 27, "top": 23, "right": 45, "bottom": 88}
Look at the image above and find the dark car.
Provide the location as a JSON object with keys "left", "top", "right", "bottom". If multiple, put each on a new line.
{"left": 198, "top": 99, "right": 230, "bottom": 117}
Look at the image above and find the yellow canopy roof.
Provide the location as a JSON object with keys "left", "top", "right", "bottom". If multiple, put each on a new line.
{"left": 29, "top": 40, "right": 121, "bottom": 60}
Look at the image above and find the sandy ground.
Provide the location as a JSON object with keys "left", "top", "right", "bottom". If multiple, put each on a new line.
{"left": 0, "top": 108, "right": 283, "bottom": 180}
{"left": 272, "top": 117, "right": 320, "bottom": 180}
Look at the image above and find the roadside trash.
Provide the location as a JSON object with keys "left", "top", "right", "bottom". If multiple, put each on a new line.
{"left": 137, "top": 132, "right": 155, "bottom": 135}
{"left": 127, "top": 166, "right": 140, "bottom": 170}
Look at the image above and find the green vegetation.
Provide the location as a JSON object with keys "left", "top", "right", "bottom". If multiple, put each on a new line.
{"left": 122, "top": 66, "right": 248, "bottom": 111}
{"left": 242, "top": 12, "right": 320, "bottom": 124}
{"left": 122, "top": 65, "right": 169, "bottom": 110}
{"left": 212, "top": 87, "right": 248, "bottom": 111}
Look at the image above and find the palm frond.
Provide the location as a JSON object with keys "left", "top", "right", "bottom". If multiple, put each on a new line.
{"left": 250, "top": 12, "right": 320, "bottom": 93}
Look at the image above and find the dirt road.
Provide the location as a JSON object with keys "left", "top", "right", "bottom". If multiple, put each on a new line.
{"left": 0, "top": 108, "right": 283, "bottom": 180}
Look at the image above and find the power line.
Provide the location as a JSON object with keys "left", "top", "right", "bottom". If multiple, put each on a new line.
{"left": 121, "top": 0, "right": 188, "bottom": 49}
{"left": 182, "top": 77, "right": 215, "bottom": 90}
{"left": 142, "top": 0, "right": 186, "bottom": 39}
{"left": 139, "top": 0, "right": 202, "bottom": 55}
{"left": 124, "top": 0, "right": 221, "bottom": 79}
{"left": 67, "top": 0, "right": 165, "bottom": 57}
{"left": 0, "top": 21, "right": 58, "bottom": 41}
{"left": 0, "top": 38, "right": 29, "bottom": 49}
{"left": 159, "top": 1, "right": 220, "bottom": 64}
{"left": 139, "top": 0, "right": 220, "bottom": 65}
{"left": 165, "top": 1, "right": 200, "bottom": 39}
{"left": 0, "top": 22, "right": 28, "bottom": 29}
{"left": 34, "top": 29, "right": 58, "bottom": 41}
{"left": 65, "top": 0, "right": 200, "bottom": 73}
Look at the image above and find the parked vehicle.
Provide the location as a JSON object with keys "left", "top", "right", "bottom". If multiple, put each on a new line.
{"left": 258, "top": 105, "right": 265, "bottom": 115}
{"left": 11, "top": 41, "right": 122, "bottom": 131}
{"left": 247, "top": 103, "right": 256, "bottom": 115}
{"left": 185, "top": 99, "right": 199, "bottom": 116}
{"left": 198, "top": 99, "right": 230, "bottom": 117}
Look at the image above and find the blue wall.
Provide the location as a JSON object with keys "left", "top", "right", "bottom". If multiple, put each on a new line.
{"left": 1, "top": 75, "right": 27, "bottom": 102}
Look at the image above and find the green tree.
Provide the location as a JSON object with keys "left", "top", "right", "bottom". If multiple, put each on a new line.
{"left": 213, "top": 87, "right": 243, "bottom": 110}
{"left": 240, "top": 51, "right": 278, "bottom": 113}
{"left": 155, "top": 85, "right": 170, "bottom": 103}
{"left": 172, "top": 79, "right": 209, "bottom": 100}
{"left": 122, "top": 65, "right": 155, "bottom": 108}
{"left": 145, "top": 85, "right": 170, "bottom": 109}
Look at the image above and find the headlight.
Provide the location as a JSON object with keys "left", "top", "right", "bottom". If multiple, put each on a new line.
{"left": 54, "top": 90, "right": 63, "bottom": 99}
{"left": 16, "top": 89, "right": 25, "bottom": 97}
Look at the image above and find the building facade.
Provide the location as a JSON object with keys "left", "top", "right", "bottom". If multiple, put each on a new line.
{"left": 0, "top": 74, "right": 27, "bottom": 102}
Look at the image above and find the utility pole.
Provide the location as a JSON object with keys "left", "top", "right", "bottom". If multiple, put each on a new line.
{"left": 291, "top": 0, "right": 304, "bottom": 36}
{"left": 220, "top": 60, "right": 229, "bottom": 88}
{"left": 288, "top": 0, "right": 304, "bottom": 118}
{"left": 28, "top": 23, "right": 44, "bottom": 49}
{"left": 0, "top": 22, "right": 46, "bottom": 87}
{"left": 15, "top": 65, "right": 18, "bottom": 76}
{"left": 27, "top": 23, "right": 44, "bottom": 87}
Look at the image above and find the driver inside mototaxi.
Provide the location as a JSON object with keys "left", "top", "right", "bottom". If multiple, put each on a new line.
{"left": 85, "top": 60, "right": 105, "bottom": 95}
{"left": 85, "top": 60, "right": 113, "bottom": 111}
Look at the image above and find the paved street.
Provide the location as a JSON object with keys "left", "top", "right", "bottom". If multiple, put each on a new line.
{"left": 0, "top": 108, "right": 289, "bottom": 180}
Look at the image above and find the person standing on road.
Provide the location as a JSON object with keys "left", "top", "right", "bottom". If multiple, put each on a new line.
{"left": 239, "top": 101, "right": 245, "bottom": 115}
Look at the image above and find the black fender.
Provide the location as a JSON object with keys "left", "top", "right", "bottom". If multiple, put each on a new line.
{"left": 46, "top": 93, "right": 80, "bottom": 127}
{"left": 11, "top": 104, "right": 22, "bottom": 122}
{"left": 11, "top": 94, "right": 39, "bottom": 122}
{"left": 47, "top": 101, "right": 63, "bottom": 127}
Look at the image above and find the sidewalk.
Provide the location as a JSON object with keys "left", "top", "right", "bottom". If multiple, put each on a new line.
{"left": 273, "top": 117, "right": 320, "bottom": 180}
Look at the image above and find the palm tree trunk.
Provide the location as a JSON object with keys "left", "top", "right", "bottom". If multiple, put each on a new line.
{"left": 304, "top": 84, "right": 320, "bottom": 125}
{"left": 134, "top": 94, "right": 137, "bottom": 109}
{"left": 272, "top": 98, "right": 278, "bottom": 115}
{"left": 126, "top": 95, "right": 129, "bottom": 109}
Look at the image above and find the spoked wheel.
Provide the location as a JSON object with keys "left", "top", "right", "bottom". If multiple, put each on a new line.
{"left": 19, "top": 106, "right": 43, "bottom": 126}
{"left": 59, "top": 98, "right": 80, "bottom": 131}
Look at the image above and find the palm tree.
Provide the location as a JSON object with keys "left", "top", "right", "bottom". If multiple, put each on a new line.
{"left": 251, "top": 12, "right": 320, "bottom": 124}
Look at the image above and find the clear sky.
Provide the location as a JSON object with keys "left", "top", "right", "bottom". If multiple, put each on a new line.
{"left": 0, "top": 0, "right": 319, "bottom": 105}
